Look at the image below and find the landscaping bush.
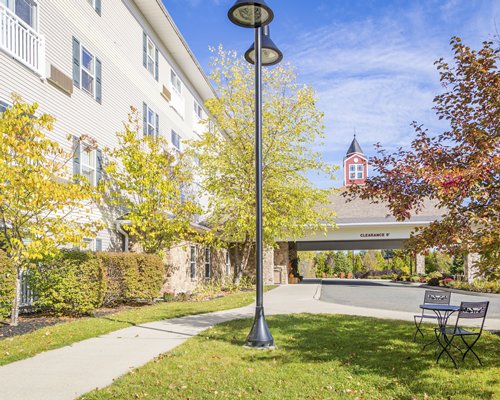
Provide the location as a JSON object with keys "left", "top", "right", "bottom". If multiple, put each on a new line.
{"left": 0, "top": 250, "right": 15, "bottom": 319}
{"left": 98, "top": 252, "right": 164, "bottom": 305}
{"left": 30, "top": 250, "right": 106, "bottom": 316}
{"left": 354, "top": 268, "right": 402, "bottom": 279}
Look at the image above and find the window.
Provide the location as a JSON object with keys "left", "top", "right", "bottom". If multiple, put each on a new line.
{"left": 0, "top": 101, "right": 8, "bottom": 113}
{"left": 81, "top": 47, "right": 95, "bottom": 96}
{"left": 73, "top": 37, "right": 102, "bottom": 103}
{"left": 171, "top": 70, "right": 182, "bottom": 94}
{"left": 349, "top": 164, "right": 364, "bottom": 180}
{"left": 171, "top": 130, "right": 181, "bottom": 150}
{"left": 82, "top": 238, "right": 95, "bottom": 251}
{"left": 143, "top": 32, "right": 158, "bottom": 80}
{"left": 80, "top": 144, "right": 96, "bottom": 185}
{"left": 81, "top": 238, "right": 102, "bottom": 251}
{"left": 4, "top": 0, "right": 38, "bottom": 29}
{"left": 146, "top": 38, "right": 155, "bottom": 75}
{"left": 73, "top": 136, "right": 102, "bottom": 186}
{"left": 86, "top": 0, "right": 101, "bottom": 15}
{"left": 142, "top": 103, "right": 159, "bottom": 137}
{"left": 225, "top": 251, "right": 231, "bottom": 275}
{"left": 204, "top": 247, "right": 211, "bottom": 279}
{"left": 190, "top": 246, "right": 196, "bottom": 280}
{"left": 194, "top": 101, "right": 203, "bottom": 119}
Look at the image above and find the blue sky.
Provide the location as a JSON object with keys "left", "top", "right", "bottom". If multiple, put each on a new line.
{"left": 163, "top": 0, "right": 499, "bottom": 188}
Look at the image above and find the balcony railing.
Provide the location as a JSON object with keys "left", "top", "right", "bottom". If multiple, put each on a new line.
{"left": 0, "top": 4, "right": 45, "bottom": 77}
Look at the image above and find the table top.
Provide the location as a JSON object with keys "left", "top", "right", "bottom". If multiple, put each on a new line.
{"left": 420, "top": 304, "right": 461, "bottom": 311}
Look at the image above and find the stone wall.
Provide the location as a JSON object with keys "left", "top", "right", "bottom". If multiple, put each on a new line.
{"left": 161, "top": 242, "right": 230, "bottom": 294}
{"left": 273, "top": 242, "right": 290, "bottom": 285}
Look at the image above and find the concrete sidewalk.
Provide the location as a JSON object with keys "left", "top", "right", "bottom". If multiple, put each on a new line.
{"left": 0, "top": 283, "right": 498, "bottom": 400}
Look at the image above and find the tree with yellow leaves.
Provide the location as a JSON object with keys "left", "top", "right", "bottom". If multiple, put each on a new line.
{"left": 0, "top": 97, "right": 101, "bottom": 325}
{"left": 102, "top": 109, "right": 200, "bottom": 255}
{"left": 191, "top": 47, "right": 336, "bottom": 282}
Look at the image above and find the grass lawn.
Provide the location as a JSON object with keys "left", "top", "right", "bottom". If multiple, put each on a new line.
{"left": 80, "top": 314, "right": 500, "bottom": 400}
{"left": 0, "top": 289, "right": 273, "bottom": 366}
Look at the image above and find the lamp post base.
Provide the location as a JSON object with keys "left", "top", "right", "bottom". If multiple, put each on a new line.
{"left": 245, "top": 306, "right": 274, "bottom": 348}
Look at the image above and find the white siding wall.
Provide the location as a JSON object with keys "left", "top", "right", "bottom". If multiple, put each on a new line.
{"left": 0, "top": 0, "right": 209, "bottom": 251}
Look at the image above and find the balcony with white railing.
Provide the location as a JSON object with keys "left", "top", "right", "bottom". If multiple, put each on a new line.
{"left": 0, "top": 3, "right": 45, "bottom": 77}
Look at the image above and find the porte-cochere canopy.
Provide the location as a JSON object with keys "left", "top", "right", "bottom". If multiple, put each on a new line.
{"left": 291, "top": 190, "right": 443, "bottom": 251}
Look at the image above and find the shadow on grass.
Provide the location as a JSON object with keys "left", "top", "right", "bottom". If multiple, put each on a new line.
{"left": 207, "top": 314, "right": 500, "bottom": 399}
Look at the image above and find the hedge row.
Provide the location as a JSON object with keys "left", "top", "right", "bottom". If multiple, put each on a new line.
{"left": 0, "top": 250, "right": 16, "bottom": 319}
{"left": 0, "top": 250, "right": 165, "bottom": 318}
{"left": 98, "top": 252, "right": 165, "bottom": 306}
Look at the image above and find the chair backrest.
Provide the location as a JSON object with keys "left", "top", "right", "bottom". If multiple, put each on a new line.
{"left": 424, "top": 290, "right": 451, "bottom": 304}
{"left": 458, "top": 301, "right": 489, "bottom": 319}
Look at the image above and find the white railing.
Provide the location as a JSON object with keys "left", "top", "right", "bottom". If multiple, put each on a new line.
{"left": 0, "top": 4, "right": 45, "bottom": 77}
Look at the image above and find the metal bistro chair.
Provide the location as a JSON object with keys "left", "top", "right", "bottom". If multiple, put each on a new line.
{"left": 414, "top": 290, "right": 451, "bottom": 341}
{"left": 435, "top": 301, "right": 489, "bottom": 368}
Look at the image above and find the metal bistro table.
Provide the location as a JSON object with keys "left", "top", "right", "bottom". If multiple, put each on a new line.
{"left": 419, "top": 303, "right": 461, "bottom": 352}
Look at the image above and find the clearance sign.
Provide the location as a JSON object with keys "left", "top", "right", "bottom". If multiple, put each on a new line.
{"left": 360, "top": 233, "right": 390, "bottom": 238}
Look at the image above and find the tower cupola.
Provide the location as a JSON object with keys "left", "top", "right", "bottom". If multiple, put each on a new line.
{"left": 343, "top": 134, "right": 368, "bottom": 186}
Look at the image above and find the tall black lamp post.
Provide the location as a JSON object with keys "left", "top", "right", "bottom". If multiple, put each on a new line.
{"left": 228, "top": 0, "right": 282, "bottom": 349}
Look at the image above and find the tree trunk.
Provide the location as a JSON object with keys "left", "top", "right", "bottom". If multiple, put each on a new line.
{"left": 233, "top": 241, "right": 252, "bottom": 285}
{"left": 10, "top": 268, "right": 22, "bottom": 326}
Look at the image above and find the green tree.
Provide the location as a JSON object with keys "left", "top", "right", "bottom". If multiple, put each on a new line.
{"left": 348, "top": 38, "right": 499, "bottom": 280}
{"left": 103, "top": 109, "right": 200, "bottom": 255}
{"left": 332, "top": 251, "right": 351, "bottom": 275}
{"left": 0, "top": 97, "right": 101, "bottom": 325}
{"left": 191, "top": 47, "right": 336, "bottom": 282}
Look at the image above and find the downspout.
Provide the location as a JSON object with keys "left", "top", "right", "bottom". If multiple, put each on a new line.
{"left": 116, "top": 220, "right": 130, "bottom": 252}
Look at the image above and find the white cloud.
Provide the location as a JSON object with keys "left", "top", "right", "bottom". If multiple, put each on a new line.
{"left": 283, "top": 4, "right": 497, "bottom": 187}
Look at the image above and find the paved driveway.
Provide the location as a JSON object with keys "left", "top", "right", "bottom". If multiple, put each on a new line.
{"left": 319, "top": 279, "right": 500, "bottom": 319}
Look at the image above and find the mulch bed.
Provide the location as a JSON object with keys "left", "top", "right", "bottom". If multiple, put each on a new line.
{"left": 0, "top": 305, "right": 135, "bottom": 340}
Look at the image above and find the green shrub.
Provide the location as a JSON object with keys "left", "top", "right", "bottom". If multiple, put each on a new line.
{"left": 98, "top": 253, "right": 164, "bottom": 305}
{"left": 0, "top": 250, "right": 15, "bottom": 319}
{"left": 30, "top": 250, "right": 106, "bottom": 316}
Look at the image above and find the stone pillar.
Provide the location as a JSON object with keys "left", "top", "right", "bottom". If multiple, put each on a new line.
{"left": 464, "top": 253, "right": 480, "bottom": 284}
{"left": 416, "top": 253, "right": 425, "bottom": 275}
{"left": 273, "top": 242, "right": 289, "bottom": 285}
{"left": 263, "top": 246, "right": 275, "bottom": 286}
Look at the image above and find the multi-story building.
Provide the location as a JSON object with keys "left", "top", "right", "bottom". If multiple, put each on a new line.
{"left": 0, "top": 0, "right": 229, "bottom": 292}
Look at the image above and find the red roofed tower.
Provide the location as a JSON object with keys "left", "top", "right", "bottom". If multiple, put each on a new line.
{"left": 343, "top": 135, "right": 368, "bottom": 186}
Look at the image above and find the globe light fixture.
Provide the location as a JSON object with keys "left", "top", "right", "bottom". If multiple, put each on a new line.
{"left": 228, "top": 0, "right": 274, "bottom": 28}
{"left": 244, "top": 25, "right": 283, "bottom": 66}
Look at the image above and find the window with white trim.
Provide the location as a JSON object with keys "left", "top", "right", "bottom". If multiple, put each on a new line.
{"left": 171, "top": 130, "right": 181, "bottom": 150}
{"left": 190, "top": 245, "right": 196, "bottom": 280}
{"left": 349, "top": 164, "right": 364, "bottom": 180}
{"left": 143, "top": 103, "right": 159, "bottom": 137}
{"left": 81, "top": 46, "right": 95, "bottom": 97}
{"left": 194, "top": 101, "right": 202, "bottom": 119}
{"left": 82, "top": 238, "right": 95, "bottom": 251}
{"left": 204, "top": 247, "right": 211, "bottom": 279}
{"left": 171, "top": 70, "right": 182, "bottom": 95}
{"left": 3, "top": 0, "right": 38, "bottom": 30}
{"left": 146, "top": 36, "right": 155, "bottom": 76}
{"left": 80, "top": 144, "right": 96, "bottom": 185}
